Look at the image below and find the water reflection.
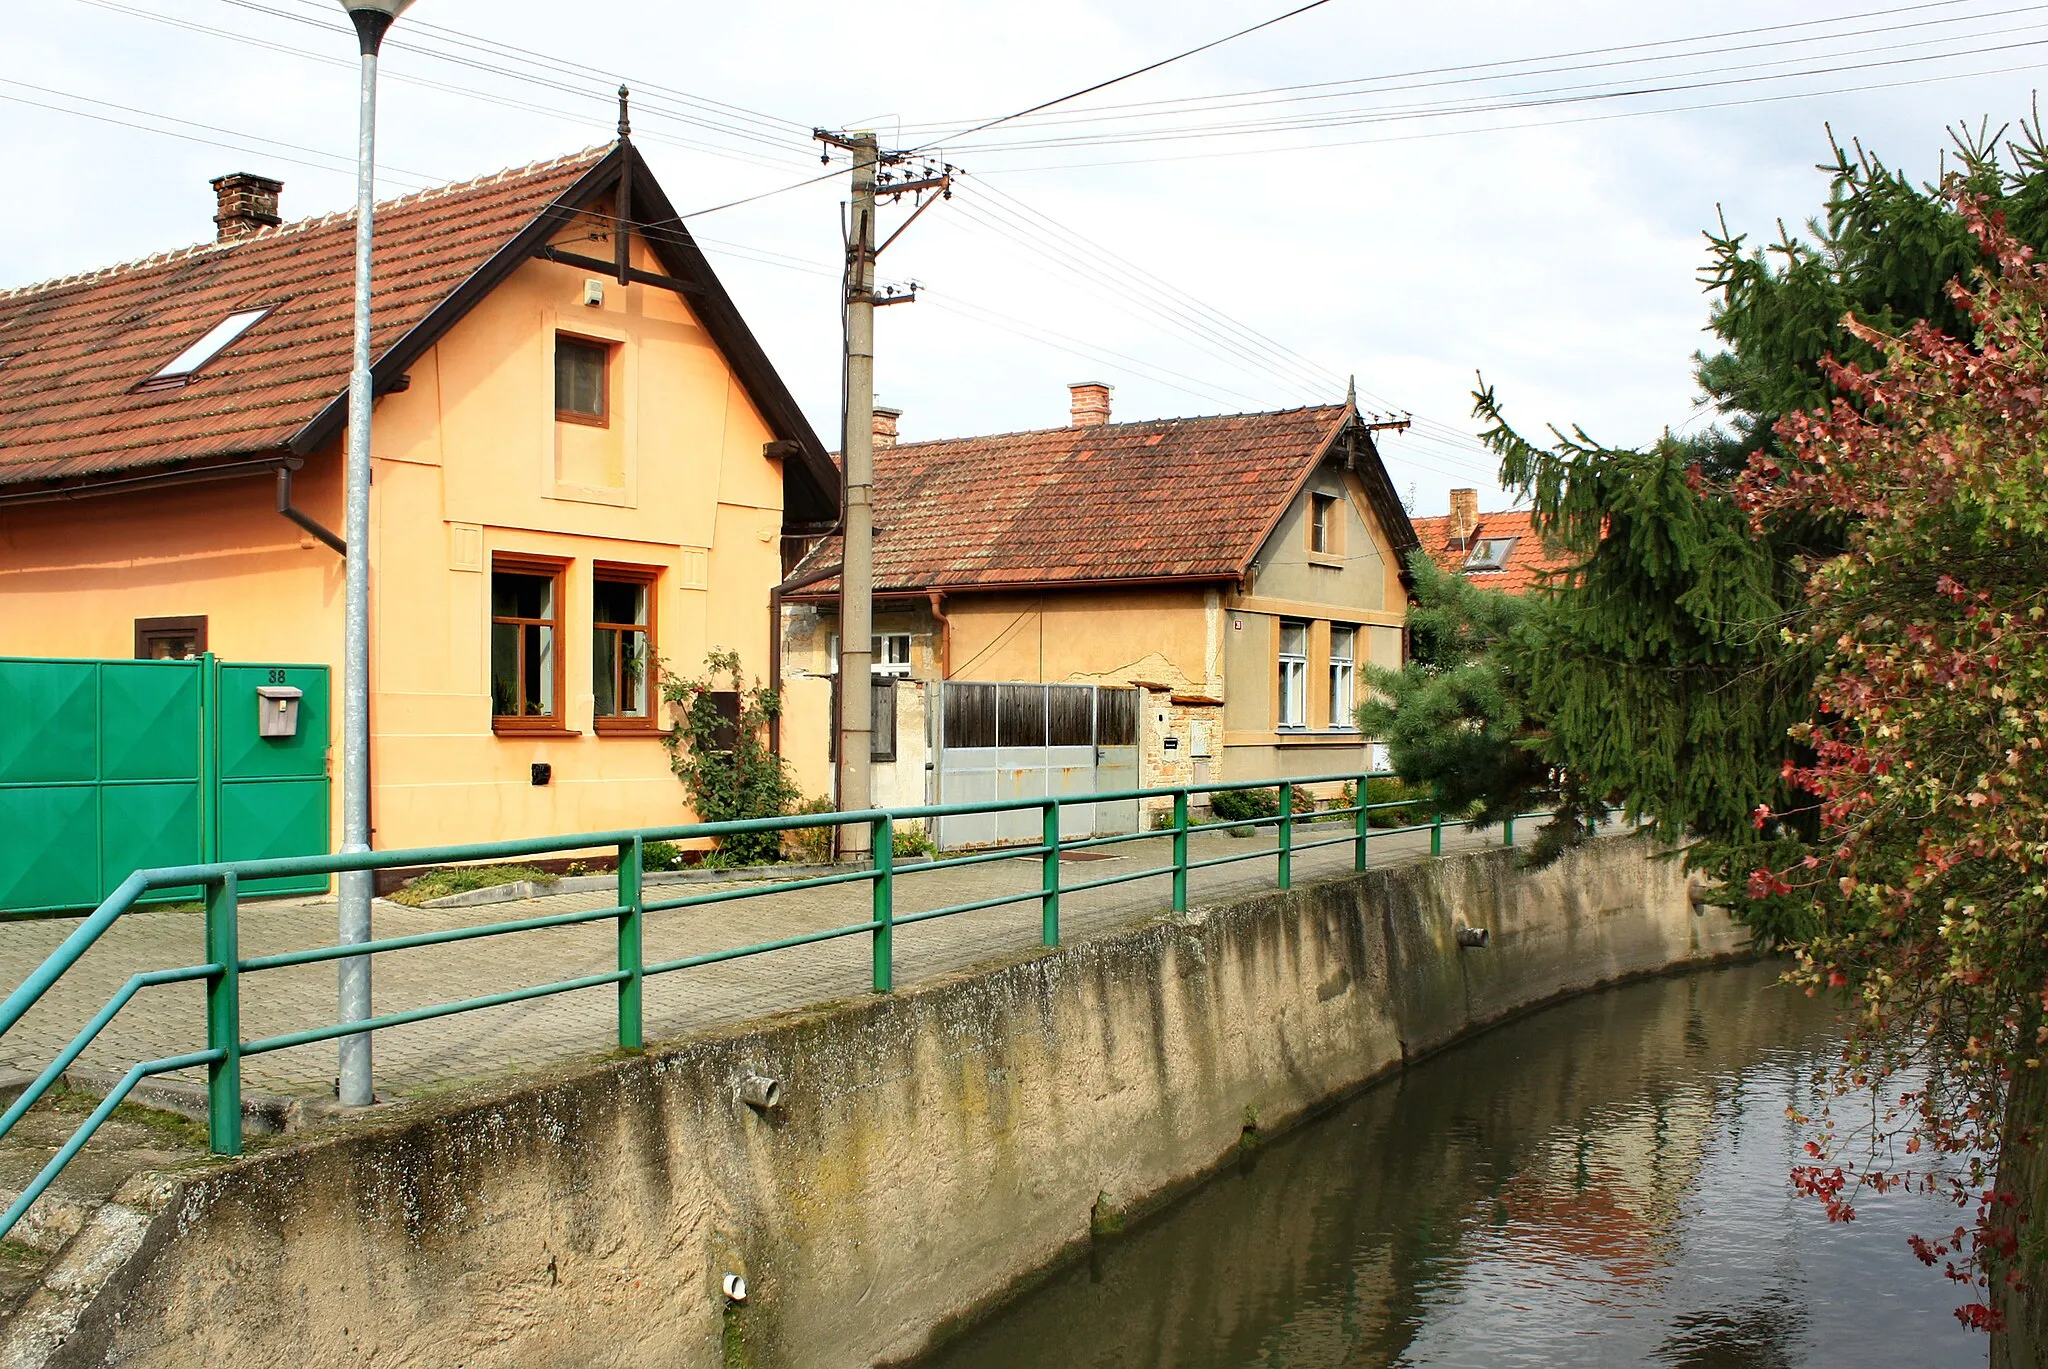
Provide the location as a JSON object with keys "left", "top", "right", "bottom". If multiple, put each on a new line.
{"left": 919, "top": 963, "right": 1984, "bottom": 1369}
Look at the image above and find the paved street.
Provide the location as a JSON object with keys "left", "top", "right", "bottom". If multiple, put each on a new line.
{"left": 0, "top": 820, "right": 1511, "bottom": 1101}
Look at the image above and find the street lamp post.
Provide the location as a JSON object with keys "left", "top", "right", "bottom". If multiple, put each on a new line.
{"left": 335, "top": 0, "right": 412, "bottom": 1108}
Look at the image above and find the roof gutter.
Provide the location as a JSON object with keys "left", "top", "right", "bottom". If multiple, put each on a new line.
{"left": 783, "top": 570, "right": 1241, "bottom": 603}
{"left": 0, "top": 457, "right": 292, "bottom": 509}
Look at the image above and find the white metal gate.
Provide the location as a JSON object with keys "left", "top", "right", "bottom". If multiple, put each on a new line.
{"left": 933, "top": 683, "right": 1141, "bottom": 849}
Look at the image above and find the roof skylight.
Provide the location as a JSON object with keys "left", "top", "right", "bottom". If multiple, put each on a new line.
{"left": 144, "top": 306, "right": 272, "bottom": 385}
{"left": 1463, "top": 537, "right": 1517, "bottom": 572}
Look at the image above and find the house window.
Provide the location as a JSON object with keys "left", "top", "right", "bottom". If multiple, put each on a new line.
{"left": 875, "top": 633, "right": 912, "bottom": 678}
{"left": 138, "top": 307, "right": 272, "bottom": 391}
{"left": 134, "top": 616, "right": 206, "bottom": 660}
{"left": 1463, "top": 537, "right": 1517, "bottom": 572}
{"left": 554, "top": 335, "right": 610, "bottom": 425}
{"left": 593, "top": 564, "right": 657, "bottom": 730}
{"left": 1309, "top": 492, "right": 1340, "bottom": 555}
{"left": 827, "top": 633, "right": 915, "bottom": 677}
{"left": 1329, "top": 626, "right": 1356, "bottom": 728}
{"left": 491, "top": 556, "right": 566, "bottom": 729}
{"left": 1277, "top": 620, "right": 1308, "bottom": 729}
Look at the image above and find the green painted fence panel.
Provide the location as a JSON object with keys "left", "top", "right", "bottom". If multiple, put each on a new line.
{"left": 100, "top": 782, "right": 203, "bottom": 905}
{"left": 0, "top": 785, "right": 99, "bottom": 912}
{"left": 0, "top": 662, "right": 98, "bottom": 784}
{"left": 215, "top": 665, "right": 328, "bottom": 781}
{"left": 100, "top": 665, "right": 199, "bottom": 782}
{"left": 217, "top": 779, "right": 329, "bottom": 897}
{"left": 0, "top": 657, "right": 330, "bottom": 915}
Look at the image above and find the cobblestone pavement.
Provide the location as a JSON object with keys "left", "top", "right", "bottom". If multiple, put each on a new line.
{"left": 0, "top": 820, "right": 1512, "bottom": 1100}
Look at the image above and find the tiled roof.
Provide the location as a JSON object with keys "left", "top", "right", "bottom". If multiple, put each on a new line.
{"left": 795, "top": 405, "right": 1414, "bottom": 594}
{"left": 0, "top": 149, "right": 608, "bottom": 489}
{"left": 1408, "top": 508, "right": 1576, "bottom": 595}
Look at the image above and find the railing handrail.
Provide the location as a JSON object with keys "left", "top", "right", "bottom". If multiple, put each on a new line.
{"left": 0, "top": 770, "right": 1549, "bottom": 1243}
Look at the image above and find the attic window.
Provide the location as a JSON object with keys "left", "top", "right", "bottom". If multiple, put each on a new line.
{"left": 1463, "top": 537, "right": 1517, "bottom": 572}
{"left": 138, "top": 306, "right": 272, "bottom": 390}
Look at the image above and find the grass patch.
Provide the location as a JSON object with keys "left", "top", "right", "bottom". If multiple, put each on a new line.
{"left": 46, "top": 1087, "right": 208, "bottom": 1150}
{"left": 388, "top": 863, "right": 560, "bottom": 907}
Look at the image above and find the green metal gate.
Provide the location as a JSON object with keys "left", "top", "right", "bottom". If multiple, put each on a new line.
{"left": 0, "top": 655, "right": 330, "bottom": 916}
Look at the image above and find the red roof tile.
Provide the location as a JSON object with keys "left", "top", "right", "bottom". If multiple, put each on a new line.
{"left": 1408, "top": 508, "right": 1575, "bottom": 595}
{"left": 795, "top": 405, "right": 1417, "bottom": 594}
{"left": 0, "top": 149, "right": 610, "bottom": 489}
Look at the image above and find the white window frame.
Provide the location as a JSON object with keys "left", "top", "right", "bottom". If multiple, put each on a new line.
{"left": 1278, "top": 621, "right": 1308, "bottom": 729}
{"left": 827, "top": 632, "right": 914, "bottom": 678}
{"left": 147, "top": 306, "right": 273, "bottom": 383}
{"left": 1329, "top": 626, "right": 1356, "bottom": 729}
{"left": 874, "top": 633, "right": 913, "bottom": 678}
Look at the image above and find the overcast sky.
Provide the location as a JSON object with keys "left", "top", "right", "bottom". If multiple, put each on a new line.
{"left": 8, "top": 0, "right": 2046, "bottom": 516}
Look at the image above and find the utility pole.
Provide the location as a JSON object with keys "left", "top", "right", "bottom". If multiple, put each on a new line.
{"left": 833, "top": 130, "right": 878, "bottom": 858}
{"left": 814, "top": 128, "right": 950, "bottom": 858}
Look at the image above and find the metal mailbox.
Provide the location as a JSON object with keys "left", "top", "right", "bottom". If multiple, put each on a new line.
{"left": 256, "top": 684, "right": 302, "bottom": 738}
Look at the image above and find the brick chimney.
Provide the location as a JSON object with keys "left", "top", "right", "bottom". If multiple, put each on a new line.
{"left": 211, "top": 173, "right": 283, "bottom": 242}
{"left": 1449, "top": 487, "right": 1480, "bottom": 543}
{"left": 873, "top": 406, "right": 901, "bottom": 449}
{"left": 1068, "top": 381, "right": 1112, "bottom": 428}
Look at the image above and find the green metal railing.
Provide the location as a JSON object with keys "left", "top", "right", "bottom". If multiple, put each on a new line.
{"left": 0, "top": 771, "right": 1534, "bottom": 1239}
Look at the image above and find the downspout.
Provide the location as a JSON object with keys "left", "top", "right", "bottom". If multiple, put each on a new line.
{"left": 926, "top": 589, "right": 952, "bottom": 680}
{"left": 766, "top": 558, "right": 845, "bottom": 757}
{"left": 275, "top": 463, "right": 346, "bottom": 555}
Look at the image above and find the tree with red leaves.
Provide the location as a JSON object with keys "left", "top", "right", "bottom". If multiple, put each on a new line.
{"left": 1738, "top": 188, "right": 2048, "bottom": 1333}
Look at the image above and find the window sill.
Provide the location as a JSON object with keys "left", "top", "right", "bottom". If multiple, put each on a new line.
{"left": 492, "top": 722, "right": 582, "bottom": 738}
{"left": 594, "top": 719, "right": 665, "bottom": 737}
{"left": 1305, "top": 553, "right": 1344, "bottom": 569}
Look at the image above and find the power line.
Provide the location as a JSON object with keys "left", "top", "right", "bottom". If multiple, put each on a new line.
{"left": 0, "top": 80, "right": 441, "bottom": 185}
{"left": 66, "top": 0, "right": 819, "bottom": 175}
{"left": 908, "top": 0, "right": 1339, "bottom": 151}
{"left": 950, "top": 11, "right": 2048, "bottom": 147}
{"left": 896, "top": 0, "right": 1998, "bottom": 132}
{"left": 209, "top": 0, "right": 811, "bottom": 156}
{"left": 946, "top": 31, "right": 2048, "bottom": 156}
{"left": 970, "top": 47, "right": 2048, "bottom": 172}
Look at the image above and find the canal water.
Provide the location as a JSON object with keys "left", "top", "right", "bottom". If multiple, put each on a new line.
{"left": 921, "top": 961, "right": 1986, "bottom": 1368}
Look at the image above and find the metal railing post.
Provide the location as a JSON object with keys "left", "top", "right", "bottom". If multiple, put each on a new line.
{"left": 204, "top": 872, "right": 242, "bottom": 1157}
{"left": 1354, "top": 774, "right": 1369, "bottom": 872}
{"left": 1503, "top": 813, "right": 1516, "bottom": 848}
{"left": 1431, "top": 786, "right": 1444, "bottom": 858}
{"left": 871, "top": 815, "right": 894, "bottom": 992}
{"left": 1277, "top": 784, "right": 1293, "bottom": 890}
{"left": 617, "top": 837, "right": 643, "bottom": 1052}
{"left": 1171, "top": 791, "right": 1189, "bottom": 912}
{"left": 1041, "top": 800, "right": 1061, "bottom": 947}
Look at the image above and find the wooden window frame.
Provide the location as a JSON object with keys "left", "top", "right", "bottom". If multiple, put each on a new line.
{"left": 553, "top": 333, "right": 614, "bottom": 428}
{"left": 1308, "top": 492, "right": 1343, "bottom": 557}
{"left": 592, "top": 561, "right": 661, "bottom": 735}
{"left": 491, "top": 553, "right": 573, "bottom": 736}
{"left": 134, "top": 615, "right": 207, "bottom": 660}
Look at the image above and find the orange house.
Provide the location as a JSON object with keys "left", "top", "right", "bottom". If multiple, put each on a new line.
{"left": 0, "top": 138, "right": 838, "bottom": 853}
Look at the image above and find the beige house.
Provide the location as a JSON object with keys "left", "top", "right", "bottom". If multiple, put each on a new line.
{"left": 780, "top": 384, "right": 1417, "bottom": 833}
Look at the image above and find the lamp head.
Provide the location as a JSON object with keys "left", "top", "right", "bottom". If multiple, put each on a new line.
{"left": 338, "top": 0, "right": 414, "bottom": 53}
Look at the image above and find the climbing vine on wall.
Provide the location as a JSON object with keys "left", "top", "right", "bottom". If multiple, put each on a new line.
{"left": 661, "top": 650, "right": 798, "bottom": 867}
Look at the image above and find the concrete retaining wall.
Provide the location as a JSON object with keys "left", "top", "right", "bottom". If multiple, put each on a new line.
{"left": 28, "top": 834, "right": 1746, "bottom": 1368}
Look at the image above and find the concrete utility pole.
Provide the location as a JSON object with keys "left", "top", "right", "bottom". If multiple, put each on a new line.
{"left": 837, "top": 131, "right": 879, "bottom": 858}
{"left": 813, "top": 130, "right": 950, "bottom": 858}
